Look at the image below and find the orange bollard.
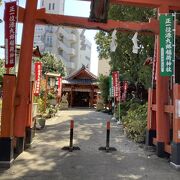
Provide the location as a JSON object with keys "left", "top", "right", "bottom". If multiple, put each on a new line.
{"left": 99, "top": 120, "right": 116, "bottom": 152}
{"left": 62, "top": 120, "right": 80, "bottom": 152}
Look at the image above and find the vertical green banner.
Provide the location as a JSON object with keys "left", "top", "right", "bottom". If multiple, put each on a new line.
{"left": 160, "top": 14, "right": 175, "bottom": 76}
{"left": 109, "top": 75, "right": 114, "bottom": 97}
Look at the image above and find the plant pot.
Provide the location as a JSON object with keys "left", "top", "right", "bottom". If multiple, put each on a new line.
{"left": 36, "top": 117, "right": 46, "bottom": 129}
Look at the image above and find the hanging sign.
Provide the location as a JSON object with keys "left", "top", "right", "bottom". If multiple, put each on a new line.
{"left": 57, "top": 76, "right": 62, "bottom": 97}
{"left": 34, "top": 62, "right": 42, "bottom": 96}
{"left": 160, "top": 14, "right": 175, "bottom": 76}
{"left": 122, "top": 81, "right": 128, "bottom": 101}
{"left": 112, "top": 71, "right": 119, "bottom": 97}
{"left": 4, "top": 1, "right": 17, "bottom": 68}
{"left": 109, "top": 75, "right": 114, "bottom": 98}
{"left": 116, "top": 82, "right": 121, "bottom": 102}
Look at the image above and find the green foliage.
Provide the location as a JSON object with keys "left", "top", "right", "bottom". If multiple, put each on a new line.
{"left": 95, "top": 5, "right": 156, "bottom": 89}
{"left": 0, "top": 59, "right": 5, "bottom": 86}
{"left": 98, "top": 74, "right": 109, "bottom": 104}
{"left": 35, "top": 52, "right": 66, "bottom": 77}
{"left": 47, "top": 92, "right": 56, "bottom": 100}
{"left": 122, "top": 103, "right": 147, "bottom": 143}
{"left": 36, "top": 97, "right": 45, "bottom": 114}
{"left": 95, "top": 31, "right": 111, "bottom": 59}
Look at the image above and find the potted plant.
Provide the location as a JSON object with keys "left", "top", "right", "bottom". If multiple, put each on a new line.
{"left": 34, "top": 97, "right": 46, "bottom": 130}
{"left": 47, "top": 92, "right": 57, "bottom": 105}
{"left": 36, "top": 115, "right": 46, "bottom": 129}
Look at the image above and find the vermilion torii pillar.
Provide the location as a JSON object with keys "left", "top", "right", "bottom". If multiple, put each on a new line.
{"left": 1, "top": 0, "right": 180, "bottom": 168}
{"left": 13, "top": 0, "right": 38, "bottom": 153}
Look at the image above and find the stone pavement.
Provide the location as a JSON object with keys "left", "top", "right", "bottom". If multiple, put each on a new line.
{"left": 0, "top": 109, "right": 180, "bottom": 180}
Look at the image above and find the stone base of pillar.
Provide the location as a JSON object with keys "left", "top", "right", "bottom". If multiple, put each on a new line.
{"left": 146, "top": 129, "right": 156, "bottom": 146}
{"left": 170, "top": 142, "right": 180, "bottom": 170}
{"left": 14, "top": 137, "right": 25, "bottom": 156}
{"left": 0, "top": 137, "right": 14, "bottom": 168}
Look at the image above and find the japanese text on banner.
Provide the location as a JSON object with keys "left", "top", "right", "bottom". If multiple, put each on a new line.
{"left": 5, "top": 1, "right": 17, "bottom": 68}
{"left": 34, "top": 62, "right": 42, "bottom": 96}
{"left": 160, "top": 14, "right": 175, "bottom": 76}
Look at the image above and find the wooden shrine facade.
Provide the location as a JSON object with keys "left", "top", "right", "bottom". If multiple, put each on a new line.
{"left": 62, "top": 66, "right": 99, "bottom": 108}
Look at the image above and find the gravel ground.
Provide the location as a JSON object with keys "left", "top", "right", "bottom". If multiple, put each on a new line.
{"left": 0, "top": 109, "right": 180, "bottom": 180}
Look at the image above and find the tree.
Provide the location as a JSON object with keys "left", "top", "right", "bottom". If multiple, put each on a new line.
{"left": 95, "top": 5, "right": 156, "bottom": 89}
{"left": 35, "top": 52, "right": 66, "bottom": 77}
{"left": 98, "top": 74, "right": 109, "bottom": 104}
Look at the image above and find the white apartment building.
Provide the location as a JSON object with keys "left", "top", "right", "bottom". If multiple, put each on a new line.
{"left": 34, "top": 0, "right": 92, "bottom": 75}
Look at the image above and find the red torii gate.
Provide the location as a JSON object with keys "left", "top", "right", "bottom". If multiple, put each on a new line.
{"left": 1, "top": 0, "right": 180, "bottom": 169}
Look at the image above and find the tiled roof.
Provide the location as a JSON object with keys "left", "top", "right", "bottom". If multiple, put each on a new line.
{"left": 62, "top": 79, "right": 97, "bottom": 85}
{"left": 65, "top": 65, "right": 97, "bottom": 80}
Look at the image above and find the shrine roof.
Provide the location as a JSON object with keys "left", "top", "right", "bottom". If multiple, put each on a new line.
{"left": 62, "top": 79, "right": 97, "bottom": 85}
{"left": 65, "top": 65, "right": 98, "bottom": 81}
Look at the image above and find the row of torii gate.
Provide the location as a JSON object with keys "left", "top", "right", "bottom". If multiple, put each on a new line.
{"left": 0, "top": 0, "right": 180, "bottom": 169}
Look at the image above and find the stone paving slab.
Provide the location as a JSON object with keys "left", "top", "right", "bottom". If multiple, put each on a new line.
{"left": 0, "top": 109, "right": 180, "bottom": 180}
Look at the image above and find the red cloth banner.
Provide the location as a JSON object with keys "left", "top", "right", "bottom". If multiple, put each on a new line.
{"left": 34, "top": 62, "right": 42, "bottom": 96}
{"left": 57, "top": 76, "right": 62, "bottom": 97}
{"left": 5, "top": 1, "right": 17, "bottom": 68}
{"left": 122, "top": 81, "right": 128, "bottom": 101}
{"left": 116, "top": 82, "right": 121, "bottom": 102}
{"left": 112, "top": 71, "right": 119, "bottom": 97}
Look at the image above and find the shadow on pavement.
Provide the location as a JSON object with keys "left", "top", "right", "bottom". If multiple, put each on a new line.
{"left": 0, "top": 110, "right": 180, "bottom": 180}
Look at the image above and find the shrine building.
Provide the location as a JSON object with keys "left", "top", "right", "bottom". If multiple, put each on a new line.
{"left": 62, "top": 65, "right": 99, "bottom": 108}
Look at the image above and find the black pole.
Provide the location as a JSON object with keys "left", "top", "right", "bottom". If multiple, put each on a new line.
{"left": 99, "top": 120, "right": 116, "bottom": 152}
{"left": 69, "top": 120, "right": 74, "bottom": 151}
{"left": 106, "top": 121, "right": 110, "bottom": 151}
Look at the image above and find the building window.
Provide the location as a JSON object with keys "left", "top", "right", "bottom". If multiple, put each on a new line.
{"left": 85, "top": 56, "right": 90, "bottom": 61}
{"left": 49, "top": 3, "right": 51, "bottom": 10}
{"left": 52, "top": 3, "right": 55, "bottom": 10}
{"left": 47, "top": 36, "right": 52, "bottom": 46}
{"left": 41, "top": 0, "right": 44, "bottom": 7}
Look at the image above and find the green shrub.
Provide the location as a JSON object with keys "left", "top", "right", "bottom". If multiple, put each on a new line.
{"left": 122, "top": 103, "right": 147, "bottom": 143}
{"left": 36, "top": 98, "right": 45, "bottom": 114}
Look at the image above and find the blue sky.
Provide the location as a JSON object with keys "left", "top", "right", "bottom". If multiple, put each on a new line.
{"left": 0, "top": 0, "right": 98, "bottom": 75}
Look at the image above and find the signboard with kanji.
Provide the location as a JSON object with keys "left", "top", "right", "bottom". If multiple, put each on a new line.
{"left": 34, "top": 62, "right": 42, "bottom": 96}
{"left": 4, "top": 1, "right": 17, "bottom": 68}
{"left": 109, "top": 75, "right": 114, "bottom": 97}
{"left": 112, "top": 71, "right": 119, "bottom": 97}
{"left": 116, "top": 82, "right": 121, "bottom": 102}
{"left": 57, "top": 76, "right": 62, "bottom": 97}
{"left": 160, "top": 14, "right": 175, "bottom": 76}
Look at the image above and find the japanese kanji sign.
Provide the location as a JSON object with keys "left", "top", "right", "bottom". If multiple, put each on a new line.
{"left": 112, "top": 71, "right": 119, "bottom": 97}
{"left": 116, "top": 82, "right": 121, "bottom": 102}
{"left": 5, "top": 1, "right": 17, "bottom": 68}
{"left": 109, "top": 75, "right": 114, "bottom": 97}
{"left": 160, "top": 14, "right": 175, "bottom": 76}
{"left": 34, "top": 62, "right": 42, "bottom": 96}
{"left": 57, "top": 76, "right": 62, "bottom": 97}
{"left": 122, "top": 81, "right": 128, "bottom": 101}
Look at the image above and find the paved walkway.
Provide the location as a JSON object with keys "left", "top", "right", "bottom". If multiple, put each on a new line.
{"left": 0, "top": 109, "right": 180, "bottom": 180}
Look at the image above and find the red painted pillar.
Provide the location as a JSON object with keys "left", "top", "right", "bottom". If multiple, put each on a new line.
{"left": 25, "top": 81, "right": 34, "bottom": 147}
{"left": 156, "top": 6, "right": 170, "bottom": 157}
{"left": 170, "top": 84, "right": 180, "bottom": 169}
{"left": 146, "top": 88, "right": 156, "bottom": 146}
{"left": 0, "top": 75, "right": 16, "bottom": 167}
{"left": 14, "top": 0, "right": 38, "bottom": 154}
